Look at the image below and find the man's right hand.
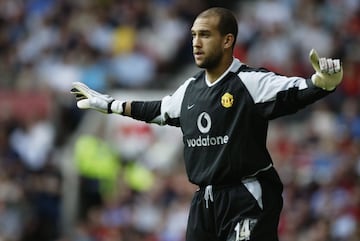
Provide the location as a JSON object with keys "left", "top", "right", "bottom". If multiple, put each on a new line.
{"left": 70, "top": 82, "right": 124, "bottom": 114}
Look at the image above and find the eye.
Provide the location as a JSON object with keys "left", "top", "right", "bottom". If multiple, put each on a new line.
{"left": 199, "top": 31, "right": 210, "bottom": 38}
{"left": 191, "top": 30, "right": 211, "bottom": 39}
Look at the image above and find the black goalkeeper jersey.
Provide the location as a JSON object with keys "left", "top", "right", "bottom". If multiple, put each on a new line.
{"left": 134, "top": 58, "right": 330, "bottom": 186}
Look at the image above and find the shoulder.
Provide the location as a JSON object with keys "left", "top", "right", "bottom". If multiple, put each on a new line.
{"left": 237, "top": 64, "right": 272, "bottom": 75}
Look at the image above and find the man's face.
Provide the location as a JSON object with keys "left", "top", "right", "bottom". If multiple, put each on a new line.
{"left": 191, "top": 16, "right": 224, "bottom": 69}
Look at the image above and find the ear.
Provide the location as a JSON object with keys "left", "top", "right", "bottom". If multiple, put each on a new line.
{"left": 223, "top": 34, "right": 235, "bottom": 49}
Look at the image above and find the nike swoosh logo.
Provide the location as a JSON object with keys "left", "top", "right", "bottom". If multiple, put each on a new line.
{"left": 187, "top": 104, "right": 195, "bottom": 110}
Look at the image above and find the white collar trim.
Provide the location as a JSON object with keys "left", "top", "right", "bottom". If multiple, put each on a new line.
{"left": 205, "top": 58, "right": 242, "bottom": 87}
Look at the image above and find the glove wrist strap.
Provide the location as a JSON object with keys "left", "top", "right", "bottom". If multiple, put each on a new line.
{"left": 108, "top": 100, "right": 115, "bottom": 114}
{"left": 122, "top": 102, "right": 126, "bottom": 115}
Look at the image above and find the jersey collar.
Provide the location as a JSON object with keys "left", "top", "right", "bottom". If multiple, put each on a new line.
{"left": 205, "top": 58, "right": 243, "bottom": 87}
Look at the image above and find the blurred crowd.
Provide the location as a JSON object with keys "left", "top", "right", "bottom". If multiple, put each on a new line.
{"left": 0, "top": 0, "right": 359, "bottom": 241}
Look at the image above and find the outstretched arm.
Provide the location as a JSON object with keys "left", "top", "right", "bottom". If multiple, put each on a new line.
{"left": 70, "top": 79, "right": 193, "bottom": 127}
{"left": 240, "top": 49, "right": 343, "bottom": 119}
{"left": 70, "top": 82, "right": 125, "bottom": 114}
{"left": 70, "top": 82, "right": 161, "bottom": 123}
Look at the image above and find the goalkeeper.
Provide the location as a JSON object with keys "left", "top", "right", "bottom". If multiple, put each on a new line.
{"left": 71, "top": 7, "right": 342, "bottom": 241}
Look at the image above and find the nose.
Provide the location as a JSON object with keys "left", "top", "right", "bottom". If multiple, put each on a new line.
{"left": 192, "top": 35, "right": 201, "bottom": 48}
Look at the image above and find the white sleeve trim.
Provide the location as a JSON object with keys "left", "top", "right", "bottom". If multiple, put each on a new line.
{"left": 239, "top": 71, "right": 308, "bottom": 104}
{"left": 160, "top": 77, "right": 194, "bottom": 124}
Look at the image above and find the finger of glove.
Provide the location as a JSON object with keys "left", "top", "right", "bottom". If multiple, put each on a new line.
{"left": 71, "top": 82, "right": 92, "bottom": 99}
{"left": 70, "top": 88, "right": 87, "bottom": 100}
{"left": 309, "top": 48, "right": 321, "bottom": 73}
{"left": 319, "top": 58, "right": 334, "bottom": 74}
{"left": 75, "top": 94, "right": 87, "bottom": 101}
{"left": 70, "top": 88, "right": 83, "bottom": 96}
{"left": 89, "top": 97, "right": 108, "bottom": 110}
{"left": 327, "top": 59, "right": 335, "bottom": 74}
{"left": 78, "top": 84, "right": 113, "bottom": 102}
{"left": 319, "top": 58, "right": 343, "bottom": 75}
{"left": 72, "top": 82, "right": 104, "bottom": 99}
{"left": 318, "top": 58, "right": 325, "bottom": 72}
{"left": 77, "top": 99, "right": 91, "bottom": 109}
{"left": 333, "top": 59, "right": 341, "bottom": 73}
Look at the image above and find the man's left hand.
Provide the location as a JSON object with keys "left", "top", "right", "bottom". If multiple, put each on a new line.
{"left": 309, "top": 48, "right": 343, "bottom": 91}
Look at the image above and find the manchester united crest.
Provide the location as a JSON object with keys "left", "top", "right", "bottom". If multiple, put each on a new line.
{"left": 221, "top": 92, "right": 234, "bottom": 108}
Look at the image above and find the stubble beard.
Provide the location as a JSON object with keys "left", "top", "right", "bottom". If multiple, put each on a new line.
{"left": 196, "top": 50, "right": 223, "bottom": 69}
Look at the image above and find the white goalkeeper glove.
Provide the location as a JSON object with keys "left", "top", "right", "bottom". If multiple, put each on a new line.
{"left": 309, "top": 48, "right": 343, "bottom": 91}
{"left": 70, "top": 82, "right": 124, "bottom": 114}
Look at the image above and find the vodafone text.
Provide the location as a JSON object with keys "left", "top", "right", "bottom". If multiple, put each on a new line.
{"left": 186, "top": 135, "right": 229, "bottom": 147}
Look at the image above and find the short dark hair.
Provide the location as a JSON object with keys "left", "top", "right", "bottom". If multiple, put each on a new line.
{"left": 197, "top": 7, "right": 238, "bottom": 47}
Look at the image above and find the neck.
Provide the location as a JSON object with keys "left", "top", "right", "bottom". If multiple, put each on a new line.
{"left": 206, "top": 56, "right": 233, "bottom": 83}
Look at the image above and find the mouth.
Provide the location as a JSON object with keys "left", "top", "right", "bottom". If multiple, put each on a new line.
{"left": 194, "top": 51, "right": 204, "bottom": 59}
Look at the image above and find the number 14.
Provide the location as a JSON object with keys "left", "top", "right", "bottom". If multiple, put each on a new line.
{"left": 234, "top": 219, "right": 256, "bottom": 241}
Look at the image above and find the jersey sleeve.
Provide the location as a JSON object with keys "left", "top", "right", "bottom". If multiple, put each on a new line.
{"left": 130, "top": 77, "right": 194, "bottom": 126}
{"left": 239, "top": 68, "right": 331, "bottom": 120}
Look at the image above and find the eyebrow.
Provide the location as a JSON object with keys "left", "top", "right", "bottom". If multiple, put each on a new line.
{"left": 191, "top": 29, "right": 212, "bottom": 34}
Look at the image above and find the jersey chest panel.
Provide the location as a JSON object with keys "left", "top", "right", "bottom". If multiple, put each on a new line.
{"left": 180, "top": 73, "right": 249, "bottom": 139}
{"left": 178, "top": 72, "right": 273, "bottom": 185}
